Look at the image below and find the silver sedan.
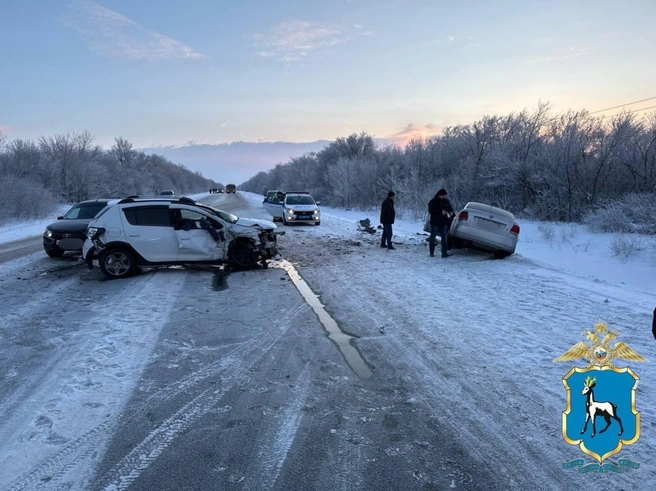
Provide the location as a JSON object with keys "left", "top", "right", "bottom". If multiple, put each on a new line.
{"left": 449, "top": 202, "right": 520, "bottom": 258}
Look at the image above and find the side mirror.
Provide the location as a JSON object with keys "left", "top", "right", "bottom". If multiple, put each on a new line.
{"left": 57, "top": 216, "right": 64, "bottom": 220}
{"left": 315, "top": 201, "right": 321, "bottom": 206}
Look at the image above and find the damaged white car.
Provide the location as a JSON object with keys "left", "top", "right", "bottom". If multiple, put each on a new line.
{"left": 82, "top": 196, "right": 283, "bottom": 279}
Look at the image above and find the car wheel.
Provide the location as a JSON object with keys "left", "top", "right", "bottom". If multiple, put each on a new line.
{"left": 315, "top": 221, "right": 320, "bottom": 226}
{"left": 45, "top": 248, "right": 65, "bottom": 258}
{"left": 282, "top": 215, "right": 288, "bottom": 226}
{"left": 493, "top": 250, "right": 510, "bottom": 259}
{"left": 229, "top": 241, "right": 259, "bottom": 269}
{"left": 99, "top": 249, "right": 136, "bottom": 279}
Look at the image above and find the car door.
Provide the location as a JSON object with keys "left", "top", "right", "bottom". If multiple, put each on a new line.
{"left": 263, "top": 194, "right": 283, "bottom": 219}
{"left": 120, "top": 205, "right": 179, "bottom": 262}
{"left": 172, "top": 207, "right": 227, "bottom": 261}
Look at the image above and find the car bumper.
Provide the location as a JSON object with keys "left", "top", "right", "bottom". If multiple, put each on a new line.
{"left": 284, "top": 214, "right": 320, "bottom": 223}
{"left": 82, "top": 240, "right": 96, "bottom": 269}
{"left": 43, "top": 236, "right": 85, "bottom": 252}
{"left": 450, "top": 222, "right": 517, "bottom": 253}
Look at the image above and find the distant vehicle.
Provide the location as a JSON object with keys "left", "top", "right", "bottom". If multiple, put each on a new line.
{"left": 159, "top": 190, "right": 175, "bottom": 196}
{"left": 263, "top": 191, "right": 320, "bottom": 226}
{"left": 448, "top": 202, "right": 520, "bottom": 258}
{"left": 226, "top": 184, "right": 236, "bottom": 194}
{"left": 83, "top": 196, "right": 282, "bottom": 279}
{"left": 43, "top": 199, "right": 117, "bottom": 258}
{"left": 217, "top": 188, "right": 224, "bottom": 193}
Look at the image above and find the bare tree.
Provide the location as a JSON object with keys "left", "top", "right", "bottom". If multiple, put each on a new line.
{"left": 110, "top": 137, "right": 135, "bottom": 166}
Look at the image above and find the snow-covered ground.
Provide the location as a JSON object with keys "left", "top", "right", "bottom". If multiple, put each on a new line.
{"left": 241, "top": 191, "right": 656, "bottom": 296}
{"left": 1, "top": 191, "right": 655, "bottom": 489}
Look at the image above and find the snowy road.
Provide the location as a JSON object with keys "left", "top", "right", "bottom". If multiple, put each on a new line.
{"left": 0, "top": 236, "right": 41, "bottom": 265}
{"left": 1, "top": 193, "right": 654, "bottom": 490}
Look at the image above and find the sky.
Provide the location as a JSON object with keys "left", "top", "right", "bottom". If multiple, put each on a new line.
{"left": 1, "top": 0, "right": 656, "bottom": 176}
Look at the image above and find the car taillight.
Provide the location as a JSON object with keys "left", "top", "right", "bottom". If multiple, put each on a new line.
{"left": 457, "top": 211, "right": 468, "bottom": 220}
{"left": 510, "top": 224, "right": 520, "bottom": 235}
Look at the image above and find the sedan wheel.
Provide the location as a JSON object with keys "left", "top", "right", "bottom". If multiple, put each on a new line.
{"left": 99, "top": 249, "right": 136, "bottom": 279}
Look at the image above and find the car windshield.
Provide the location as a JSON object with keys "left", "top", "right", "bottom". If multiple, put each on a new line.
{"left": 201, "top": 205, "right": 238, "bottom": 224}
{"left": 63, "top": 202, "right": 106, "bottom": 219}
{"left": 286, "top": 195, "right": 315, "bottom": 205}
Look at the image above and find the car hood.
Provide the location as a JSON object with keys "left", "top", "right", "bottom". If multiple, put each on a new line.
{"left": 46, "top": 218, "right": 92, "bottom": 233}
{"left": 234, "top": 217, "right": 277, "bottom": 230}
{"left": 285, "top": 204, "right": 316, "bottom": 211}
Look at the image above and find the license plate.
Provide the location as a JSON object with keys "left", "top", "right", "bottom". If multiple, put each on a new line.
{"left": 474, "top": 217, "right": 502, "bottom": 231}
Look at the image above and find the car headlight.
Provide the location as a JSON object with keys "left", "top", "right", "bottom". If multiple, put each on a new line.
{"left": 287, "top": 209, "right": 295, "bottom": 214}
{"left": 313, "top": 209, "right": 319, "bottom": 214}
{"left": 87, "top": 227, "right": 105, "bottom": 240}
{"left": 44, "top": 229, "right": 53, "bottom": 238}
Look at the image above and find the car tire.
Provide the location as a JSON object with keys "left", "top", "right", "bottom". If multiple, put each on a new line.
{"left": 45, "top": 248, "right": 65, "bottom": 258}
{"left": 315, "top": 221, "right": 320, "bottom": 226}
{"left": 229, "top": 241, "right": 259, "bottom": 269}
{"left": 98, "top": 248, "right": 136, "bottom": 279}
{"left": 493, "top": 250, "right": 510, "bottom": 259}
{"left": 282, "top": 215, "right": 288, "bottom": 226}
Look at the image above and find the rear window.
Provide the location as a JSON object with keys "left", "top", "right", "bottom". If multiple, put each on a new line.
{"left": 123, "top": 206, "right": 172, "bottom": 227}
{"left": 64, "top": 202, "right": 107, "bottom": 219}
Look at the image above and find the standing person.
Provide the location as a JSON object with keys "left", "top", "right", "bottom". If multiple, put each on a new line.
{"left": 427, "top": 188, "right": 454, "bottom": 258}
{"left": 380, "top": 191, "right": 396, "bottom": 250}
{"left": 652, "top": 307, "right": 655, "bottom": 340}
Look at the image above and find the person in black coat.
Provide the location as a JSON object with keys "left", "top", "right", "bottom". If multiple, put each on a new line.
{"left": 380, "top": 191, "right": 396, "bottom": 249}
{"left": 427, "top": 188, "right": 454, "bottom": 258}
{"left": 652, "top": 307, "right": 656, "bottom": 340}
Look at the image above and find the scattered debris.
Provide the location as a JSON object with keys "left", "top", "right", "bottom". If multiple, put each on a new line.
{"left": 357, "top": 219, "right": 377, "bottom": 234}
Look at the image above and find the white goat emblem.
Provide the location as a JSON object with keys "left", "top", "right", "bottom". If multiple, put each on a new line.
{"left": 580, "top": 375, "right": 623, "bottom": 438}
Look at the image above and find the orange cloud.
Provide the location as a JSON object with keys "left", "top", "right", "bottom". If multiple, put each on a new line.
{"left": 387, "top": 124, "right": 442, "bottom": 146}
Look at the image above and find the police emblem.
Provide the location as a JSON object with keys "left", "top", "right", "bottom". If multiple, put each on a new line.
{"left": 553, "top": 320, "right": 646, "bottom": 473}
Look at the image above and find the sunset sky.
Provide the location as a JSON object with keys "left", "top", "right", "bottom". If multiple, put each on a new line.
{"left": 2, "top": 0, "right": 656, "bottom": 150}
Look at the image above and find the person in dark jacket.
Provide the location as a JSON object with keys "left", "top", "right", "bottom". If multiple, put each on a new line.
{"left": 380, "top": 191, "right": 396, "bottom": 249}
{"left": 652, "top": 307, "right": 656, "bottom": 340}
{"left": 427, "top": 188, "right": 454, "bottom": 258}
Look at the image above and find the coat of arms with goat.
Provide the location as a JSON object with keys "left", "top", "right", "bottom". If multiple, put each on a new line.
{"left": 553, "top": 320, "right": 646, "bottom": 472}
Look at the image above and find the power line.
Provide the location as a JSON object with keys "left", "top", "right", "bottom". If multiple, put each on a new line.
{"left": 599, "top": 104, "right": 656, "bottom": 120}
{"left": 590, "top": 96, "right": 656, "bottom": 114}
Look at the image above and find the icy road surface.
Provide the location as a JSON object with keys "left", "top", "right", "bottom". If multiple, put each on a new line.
{"left": 0, "top": 192, "right": 654, "bottom": 490}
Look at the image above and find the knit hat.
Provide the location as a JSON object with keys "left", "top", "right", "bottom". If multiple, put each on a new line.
{"left": 437, "top": 188, "right": 447, "bottom": 196}
{"left": 387, "top": 191, "right": 395, "bottom": 197}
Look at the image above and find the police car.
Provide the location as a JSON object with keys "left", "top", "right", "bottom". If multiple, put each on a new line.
{"left": 263, "top": 191, "right": 321, "bottom": 226}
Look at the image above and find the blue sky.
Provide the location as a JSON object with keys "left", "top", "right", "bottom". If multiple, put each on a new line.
{"left": 2, "top": 0, "right": 656, "bottom": 150}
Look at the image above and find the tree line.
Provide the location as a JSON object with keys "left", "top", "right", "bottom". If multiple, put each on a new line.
{"left": 0, "top": 132, "right": 219, "bottom": 224}
{"left": 240, "top": 103, "right": 656, "bottom": 233}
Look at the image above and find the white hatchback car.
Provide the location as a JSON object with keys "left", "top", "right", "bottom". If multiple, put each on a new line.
{"left": 83, "top": 196, "right": 283, "bottom": 279}
{"left": 448, "top": 202, "right": 520, "bottom": 258}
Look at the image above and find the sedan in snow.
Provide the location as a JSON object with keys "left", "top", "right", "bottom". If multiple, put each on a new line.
{"left": 448, "top": 202, "right": 520, "bottom": 258}
{"left": 43, "top": 199, "right": 117, "bottom": 257}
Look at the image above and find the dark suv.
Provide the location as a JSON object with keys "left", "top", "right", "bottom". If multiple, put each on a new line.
{"left": 43, "top": 199, "right": 116, "bottom": 257}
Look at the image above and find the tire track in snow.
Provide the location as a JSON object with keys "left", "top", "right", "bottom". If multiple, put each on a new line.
{"left": 6, "top": 298, "right": 309, "bottom": 491}
{"left": 95, "top": 302, "right": 308, "bottom": 490}
{"left": 250, "top": 364, "right": 312, "bottom": 491}
{"left": 3, "top": 273, "right": 187, "bottom": 491}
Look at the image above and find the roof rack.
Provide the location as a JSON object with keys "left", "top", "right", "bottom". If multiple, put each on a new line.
{"left": 117, "top": 196, "right": 197, "bottom": 205}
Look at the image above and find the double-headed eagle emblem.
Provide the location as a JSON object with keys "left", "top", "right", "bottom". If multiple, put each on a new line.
{"left": 554, "top": 320, "right": 647, "bottom": 368}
